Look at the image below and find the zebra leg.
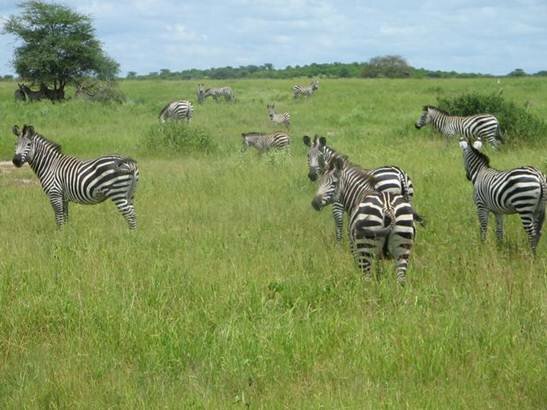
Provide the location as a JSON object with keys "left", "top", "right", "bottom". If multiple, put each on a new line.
{"left": 332, "top": 202, "right": 344, "bottom": 242}
{"left": 112, "top": 196, "right": 137, "bottom": 229}
{"left": 49, "top": 194, "right": 66, "bottom": 227}
{"left": 495, "top": 213, "right": 504, "bottom": 242}
{"left": 477, "top": 207, "right": 489, "bottom": 241}
{"left": 63, "top": 200, "right": 69, "bottom": 224}
{"left": 351, "top": 234, "right": 374, "bottom": 281}
{"left": 519, "top": 213, "right": 538, "bottom": 254}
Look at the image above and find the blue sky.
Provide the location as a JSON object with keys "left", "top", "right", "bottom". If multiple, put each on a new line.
{"left": 1, "top": 0, "right": 546, "bottom": 76}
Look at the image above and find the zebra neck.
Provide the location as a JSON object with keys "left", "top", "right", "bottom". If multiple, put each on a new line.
{"left": 338, "top": 169, "right": 373, "bottom": 212}
{"left": 465, "top": 153, "right": 488, "bottom": 183}
{"left": 28, "top": 142, "right": 64, "bottom": 183}
{"left": 431, "top": 111, "right": 451, "bottom": 132}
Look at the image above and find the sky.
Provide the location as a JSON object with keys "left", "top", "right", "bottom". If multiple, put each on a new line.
{"left": 0, "top": 0, "right": 546, "bottom": 76}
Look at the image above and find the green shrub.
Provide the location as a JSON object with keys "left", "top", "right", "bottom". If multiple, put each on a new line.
{"left": 75, "top": 81, "right": 127, "bottom": 103}
{"left": 437, "top": 91, "right": 546, "bottom": 144}
{"left": 142, "top": 122, "right": 217, "bottom": 154}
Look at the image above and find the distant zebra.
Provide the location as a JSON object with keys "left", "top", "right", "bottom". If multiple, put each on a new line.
{"left": 241, "top": 131, "right": 290, "bottom": 153}
{"left": 14, "top": 86, "right": 26, "bottom": 102}
{"left": 267, "top": 104, "right": 290, "bottom": 128}
{"left": 159, "top": 100, "right": 193, "bottom": 122}
{"left": 293, "top": 79, "right": 319, "bottom": 98}
{"left": 303, "top": 135, "right": 423, "bottom": 241}
{"left": 459, "top": 137, "right": 546, "bottom": 253}
{"left": 197, "top": 84, "right": 234, "bottom": 103}
{"left": 416, "top": 105, "right": 503, "bottom": 149}
{"left": 12, "top": 125, "right": 139, "bottom": 229}
{"left": 18, "top": 83, "right": 45, "bottom": 102}
{"left": 311, "top": 156, "right": 415, "bottom": 284}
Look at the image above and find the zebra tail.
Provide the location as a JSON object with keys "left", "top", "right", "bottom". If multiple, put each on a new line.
{"left": 109, "top": 158, "right": 139, "bottom": 199}
{"left": 358, "top": 225, "right": 392, "bottom": 238}
{"left": 496, "top": 123, "right": 505, "bottom": 144}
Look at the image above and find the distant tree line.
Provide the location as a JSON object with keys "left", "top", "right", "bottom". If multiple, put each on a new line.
{"left": 123, "top": 56, "right": 547, "bottom": 81}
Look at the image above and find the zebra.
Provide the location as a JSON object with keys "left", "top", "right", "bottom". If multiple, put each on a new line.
{"left": 197, "top": 84, "right": 234, "bottom": 103}
{"left": 159, "top": 100, "right": 193, "bottom": 122}
{"left": 303, "top": 134, "right": 423, "bottom": 241}
{"left": 311, "top": 156, "right": 415, "bottom": 284}
{"left": 267, "top": 104, "right": 290, "bottom": 128}
{"left": 415, "top": 105, "right": 503, "bottom": 149}
{"left": 241, "top": 131, "right": 290, "bottom": 153}
{"left": 18, "top": 83, "right": 45, "bottom": 102}
{"left": 459, "top": 137, "right": 546, "bottom": 254}
{"left": 14, "top": 86, "right": 26, "bottom": 102}
{"left": 293, "top": 79, "right": 319, "bottom": 98}
{"left": 11, "top": 125, "right": 139, "bottom": 229}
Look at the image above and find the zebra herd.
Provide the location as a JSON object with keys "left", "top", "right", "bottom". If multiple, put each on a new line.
{"left": 8, "top": 82, "right": 546, "bottom": 284}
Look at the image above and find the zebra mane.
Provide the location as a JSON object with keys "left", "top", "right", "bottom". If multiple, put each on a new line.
{"left": 424, "top": 105, "right": 449, "bottom": 115}
{"left": 469, "top": 144, "right": 490, "bottom": 167}
{"left": 242, "top": 131, "right": 265, "bottom": 137}
{"left": 34, "top": 133, "right": 62, "bottom": 153}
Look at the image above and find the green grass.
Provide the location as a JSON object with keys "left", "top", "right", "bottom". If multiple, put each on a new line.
{"left": 0, "top": 78, "right": 545, "bottom": 408}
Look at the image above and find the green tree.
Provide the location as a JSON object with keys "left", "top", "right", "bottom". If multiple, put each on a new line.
{"left": 3, "top": 1, "right": 119, "bottom": 99}
{"left": 361, "top": 55, "right": 413, "bottom": 78}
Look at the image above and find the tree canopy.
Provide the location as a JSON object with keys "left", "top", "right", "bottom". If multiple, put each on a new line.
{"left": 3, "top": 1, "right": 119, "bottom": 93}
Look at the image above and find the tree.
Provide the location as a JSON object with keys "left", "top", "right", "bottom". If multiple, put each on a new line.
{"left": 3, "top": 1, "right": 119, "bottom": 100}
{"left": 507, "top": 68, "right": 527, "bottom": 77}
{"left": 361, "top": 55, "right": 413, "bottom": 78}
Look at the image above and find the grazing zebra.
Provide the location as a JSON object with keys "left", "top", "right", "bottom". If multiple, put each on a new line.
{"left": 459, "top": 137, "right": 546, "bottom": 253}
{"left": 311, "top": 156, "right": 415, "bottom": 284}
{"left": 159, "top": 100, "right": 193, "bottom": 122}
{"left": 241, "top": 131, "right": 290, "bottom": 153}
{"left": 293, "top": 79, "right": 319, "bottom": 98}
{"left": 18, "top": 83, "right": 45, "bottom": 102}
{"left": 303, "top": 134, "right": 423, "bottom": 241}
{"left": 416, "top": 105, "right": 503, "bottom": 149}
{"left": 11, "top": 125, "right": 139, "bottom": 229}
{"left": 197, "top": 84, "right": 234, "bottom": 103}
{"left": 267, "top": 104, "right": 290, "bottom": 128}
{"left": 14, "top": 86, "right": 26, "bottom": 102}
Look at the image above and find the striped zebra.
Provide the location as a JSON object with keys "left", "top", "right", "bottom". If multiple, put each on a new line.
{"left": 303, "top": 134, "right": 423, "bottom": 241}
{"left": 311, "top": 156, "right": 415, "bottom": 284}
{"left": 241, "top": 131, "right": 290, "bottom": 153}
{"left": 459, "top": 137, "right": 546, "bottom": 253}
{"left": 197, "top": 84, "right": 234, "bottom": 103}
{"left": 293, "top": 79, "right": 319, "bottom": 98}
{"left": 267, "top": 104, "right": 290, "bottom": 128}
{"left": 12, "top": 125, "right": 139, "bottom": 229}
{"left": 416, "top": 105, "right": 503, "bottom": 149}
{"left": 18, "top": 83, "right": 45, "bottom": 102}
{"left": 159, "top": 100, "right": 193, "bottom": 122}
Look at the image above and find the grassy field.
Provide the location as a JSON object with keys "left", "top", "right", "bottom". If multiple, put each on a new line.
{"left": 0, "top": 78, "right": 545, "bottom": 408}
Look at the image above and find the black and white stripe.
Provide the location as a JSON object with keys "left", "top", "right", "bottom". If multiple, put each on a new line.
{"left": 293, "top": 79, "right": 319, "bottom": 98}
{"left": 416, "top": 105, "right": 503, "bottom": 148}
{"left": 197, "top": 84, "right": 234, "bottom": 103}
{"left": 267, "top": 104, "right": 290, "bottom": 128}
{"left": 460, "top": 138, "right": 546, "bottom": 253}
{"left": 241, "top": 131, "right": 290, "bottom": 153}
{"left": 303, "top": 135, "right": 422, "bottom": 241}
{"left": 311, "top": 157, "right": 415, "bottom": 284}
{"left": 159, "top": 100, "right": 193, "bottom": 122}
{"left": 12, "top": 125, "right": 139, "bottom": 229}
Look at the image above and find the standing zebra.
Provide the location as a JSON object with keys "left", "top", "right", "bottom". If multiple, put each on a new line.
{"left": 12, "top": 125, "right": 139, "bottom": 229}
{"left": 267, "top": 104, "right": 290, "bottom": 129}
{"left": 293, "top": 79, "right": 319, "bottom": 98}
{"left": 241, "top": 131, "right": 290, "bottom": 153}
{"left": 311, "top": 157, "right": 415, "bottom": 284}
{"left": 459, "top": 137, "right": 546, "bottom": 253}
{"left": 416, "top": 105, "right": 503, "bottom": 149}
{"left": 18, "top": 83, "right": 45, "bottom": 102}
{"left": 159, "top": 100, "right": 193, "bottom": 122}
{"left": 197, "top": 84, "right": 234, "bottom": 103}
{"left": 303, "top": 134, "right": 423, "bottom": 241}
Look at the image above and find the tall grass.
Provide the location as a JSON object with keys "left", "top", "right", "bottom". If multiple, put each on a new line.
{"left": 0, "top": 78, "right": 545, "bottom": 408}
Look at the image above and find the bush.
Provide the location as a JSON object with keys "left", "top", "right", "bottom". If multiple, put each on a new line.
{"left": 437, "top": 91, "right": 547, "bottom": 144}
{"left": 142, "top": 123, "right": 216, "bottom": 154}
{"left": 75, "top": 80, "right": 126, "bottom": 103}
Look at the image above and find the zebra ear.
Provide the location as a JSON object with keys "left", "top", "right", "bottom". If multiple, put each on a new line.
{"left": 318, "top": 136, "right": 326, "bottom": 146}
{"left": 458, "top": 138, "right": 468, "bottom": 150}
{"left": 335, "top": 156, "right": 345, "bottom": 171}
{"left": 12, "top": 125, "right": 20, "bottom": 136}
{"left": 472, "top": 140, "right": 483, "bottom": 150}
{"left": 303, "top": 135, "right": 311, "bottom": 146}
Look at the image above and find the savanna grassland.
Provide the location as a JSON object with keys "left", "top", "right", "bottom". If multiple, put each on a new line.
{"left": 0, "top": 78, "right": 545, "bottom": 408}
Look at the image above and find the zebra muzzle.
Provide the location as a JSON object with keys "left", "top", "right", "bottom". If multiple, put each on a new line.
{"left": 12, "top": 155, "right": 24, "bottom": 168}
{"left": 311, "top": 197, "right": 324, "bottom": 211}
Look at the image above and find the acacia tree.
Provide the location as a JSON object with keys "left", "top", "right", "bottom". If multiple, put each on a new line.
{"left": 3, "top": 1, "right": 119, "bottom": 99}
{"left": 361, "top": 55, "right": 413, "bottom": 78}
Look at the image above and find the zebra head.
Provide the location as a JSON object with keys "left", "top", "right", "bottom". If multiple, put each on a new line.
{"left": 415, "top": 106, "right": 433, "bottom": 129}
{"left": 267, "top": 104, "right": 275, "bottom": 119}
{"left": 303, "top": 134, "right": 327, "bottom": 181}
{"left": 311, "top": 156, "right": 344, "bottom": 211}
{"left": 12, "top": 124, "right": 36, "bottom": 167}
{"left": 311, "top": 79, "right": 319, "bottom": 91}
{"left": 241, "top": 132, "right": 258, "bottom": 152}
{"left": 197, "top": 83, "right": 205, "bottom": 103}
{"left": 459, "top": 137, "right": 489, "bottom": 182}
